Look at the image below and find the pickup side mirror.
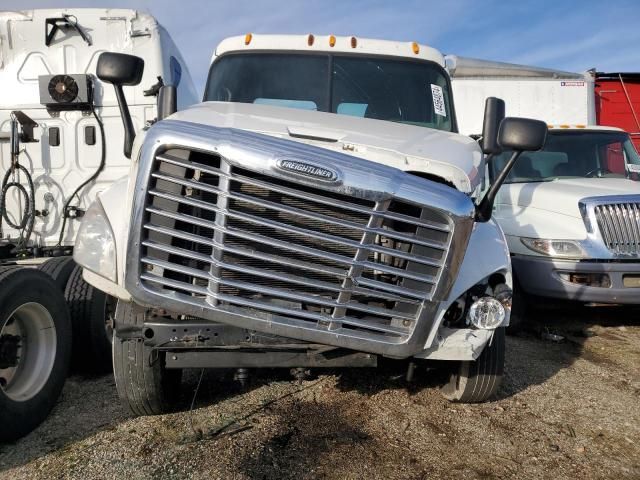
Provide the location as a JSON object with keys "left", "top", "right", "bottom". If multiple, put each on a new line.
{"left": 481, "top": 97, "right": 505, "bottom": 155}
{"left": 97, "top": 52, "right": 145, "bottom": 158}
{"left": 157, "top": 85, "right": 177, "bottom": 120}
{"left": 476, "top": 117, "right": 548, "bottom": 222}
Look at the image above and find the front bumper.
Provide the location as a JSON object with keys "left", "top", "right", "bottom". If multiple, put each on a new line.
{"left": 513, "top": 254, "right": 640, "bottom": 304}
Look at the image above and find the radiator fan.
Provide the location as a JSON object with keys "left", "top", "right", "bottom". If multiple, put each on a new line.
{"left": 48, "top": 75, "right": 79, "bottom": 103}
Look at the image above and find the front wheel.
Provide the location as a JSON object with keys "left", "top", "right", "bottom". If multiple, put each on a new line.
{"left": 440, "top": 327, "right": 505, "bottom": 403}
{"left": 112, "top": 301, "right": 182, "bottom": 416}
{"left": 0, "top": 267, "right": 72, "bottom": 442}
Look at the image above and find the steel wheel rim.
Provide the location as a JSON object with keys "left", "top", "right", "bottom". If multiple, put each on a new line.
{"left": 0, "top": 302, "right": 57, "bottom": 402}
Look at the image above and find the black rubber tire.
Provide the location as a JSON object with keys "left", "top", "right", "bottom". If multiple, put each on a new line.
{"left": 0, "top": 267, "right": 72, "bottom": 442}
{"left": 112, "top": 301, "right": 182, "bottom": 416}
{"left": 64, "top": 265, "right": 114, "bottom": 373}
{"left": 38, "top": 256, "right": 76, "bottom": 291}
{"left": 440, "top": 327, "right": 505, "bottom": 403}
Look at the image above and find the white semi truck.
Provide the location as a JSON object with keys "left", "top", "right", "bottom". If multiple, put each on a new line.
{"left": 0, "top": 8, "right": 197, "bottom": 441}
{"left": 448, "top": 56, "right": 640, "bottom": 326}
{"left": 74, "top": 34, "right": 547, "bottom": 415}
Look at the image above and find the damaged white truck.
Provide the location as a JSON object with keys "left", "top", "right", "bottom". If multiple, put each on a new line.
{"left": 75, "top": 34, "right": 547, "bottom": 414}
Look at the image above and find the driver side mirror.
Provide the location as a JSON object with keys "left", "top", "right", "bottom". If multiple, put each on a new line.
{"left": 498, "top": 117, "right": 548, "bottom": 152}
{"left": 476, "top": 117, "right": 548, "bottom": 222}
{"left": 97, "top": 52, "right": 145, "bottom": 158}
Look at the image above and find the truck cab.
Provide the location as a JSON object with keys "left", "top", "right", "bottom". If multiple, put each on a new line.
{"left": 0, "top": 8, "right": 197, "bottom": 442}
{"left": 74, "top": 34, "right": 547, "bottom": 413}
{"left": 492, "top": 125, "right": 640, "bottom": 307}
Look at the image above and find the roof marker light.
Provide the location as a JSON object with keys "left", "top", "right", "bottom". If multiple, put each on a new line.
{"left": 559, "top": 124, "right": 570, "bottom": 128}
{"left": 307, "top": 34, "right": 315, "bottom": 46}
{"left": 547, "top": 124, "right": 554, "bottom": 128}
{"left": 329, "top": 35, "right": 336, "bottom": 47}
{"left": 412, "top": 42, "right": 420, "bottom": 54}
{"left": 244, "top": 33, "right": 252, "bottom": 45}
{"left": 351, "top": 36, "right": 357, "bottom": 48}
{"left": 576, "top": 124, "right": 586, "bottom": 128}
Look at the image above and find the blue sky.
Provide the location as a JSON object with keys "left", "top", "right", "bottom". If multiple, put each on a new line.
{"left": 4, "top": 0, "right": 639, "bottom": 94}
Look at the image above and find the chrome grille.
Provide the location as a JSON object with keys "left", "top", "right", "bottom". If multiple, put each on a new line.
{"left": 138, "top": 148, "right": 454, "bottom": 344}
{"left": 594, "top": 202, "right": 640, "bottom": 255}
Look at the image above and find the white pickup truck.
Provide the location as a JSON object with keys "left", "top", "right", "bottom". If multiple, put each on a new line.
{"left": 74, "top": 34, "right": 547, "bottom": 414}
{"left": 448, "top": 56, "right": 640, "bottom": 325}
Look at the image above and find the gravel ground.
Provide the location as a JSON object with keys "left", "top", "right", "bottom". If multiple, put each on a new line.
{"left": 1, "top": 307, "right": 639, "bottom": 479}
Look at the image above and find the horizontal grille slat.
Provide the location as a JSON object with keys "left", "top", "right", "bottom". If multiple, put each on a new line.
{"left": 140, "top": 273, "right": 409, "bottom": 335}
{"left": 594, "top": 201, "right": 640, "bottom": 255}
{"left": 138, "top": 148, "right": 456, "bottom": 342}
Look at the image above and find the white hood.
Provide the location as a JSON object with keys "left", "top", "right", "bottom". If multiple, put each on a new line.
{"left": 498, "top": 178, "right": 640, "bottom": 218}
{"left": 169, "top": 102, "right": 483, "bottom": 193}
{"left": 495, "top": 177, "right": 640, "bottom": 240}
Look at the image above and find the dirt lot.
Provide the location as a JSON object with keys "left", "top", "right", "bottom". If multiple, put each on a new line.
{"left": 0, "top": 307, "right": 639, "bottom": 480}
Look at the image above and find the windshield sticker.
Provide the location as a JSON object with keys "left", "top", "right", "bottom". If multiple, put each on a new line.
{"left": 431, "top": 84, "right": 447, "bottom": 117}
{"left": 628, "top": 164, "right": 640, "bottom": 172}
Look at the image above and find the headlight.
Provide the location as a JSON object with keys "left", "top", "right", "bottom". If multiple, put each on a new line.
{"left": 520, "top": 237, "right": 587, "bottom": 259}
{"left": 73, "top": 199, "right": 117, "bottom": 282}
{"left": 468, "top": 297, "right": 506, "bottom": 329}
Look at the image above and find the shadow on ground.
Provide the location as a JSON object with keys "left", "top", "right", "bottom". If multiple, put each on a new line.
{"left": 0, "top": 305, "right": 637, "bottom": 475}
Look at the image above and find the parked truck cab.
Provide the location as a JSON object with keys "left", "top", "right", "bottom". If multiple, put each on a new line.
{"left": 0, "top": 8, "right": 197, "bottom": 441}
{"left": 492, "top": 125, "right": 640, "bottom": 316}
{"left": 74, "top": 34, "right": 547, "bottom": 414}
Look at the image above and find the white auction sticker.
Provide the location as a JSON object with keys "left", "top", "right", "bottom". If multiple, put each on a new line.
{"left": 431, "top": 84, "right": 446, "bottom": 117}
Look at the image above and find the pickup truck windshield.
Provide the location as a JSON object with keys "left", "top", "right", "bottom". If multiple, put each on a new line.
{"left": 204, "top": 53, "right": 454, "bottom": 132}
{"left": 493, "top": 131, "right": 640, "bottom": 183}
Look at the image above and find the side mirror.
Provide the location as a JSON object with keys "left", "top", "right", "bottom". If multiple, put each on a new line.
{"left": 157, "top": 85, "right": 177, "bottom": 121}
{"left": 498, "top": 117, "right": 548, "bottom": 152}
{"left": 481, "top": 97, "right": 505, "bottom": 155}
{"left": 476, "top": 117, "right": 548, "bottom": 222}
{"left": 96, "top": 52, "right": 145, "bottom": 158}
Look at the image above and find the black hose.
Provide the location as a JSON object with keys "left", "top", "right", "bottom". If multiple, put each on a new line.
{"left": 57, "top": 103, "right": 106, "bottom": 246}
{"left": 0, "top": 155, "right": 36, "bottom": 249}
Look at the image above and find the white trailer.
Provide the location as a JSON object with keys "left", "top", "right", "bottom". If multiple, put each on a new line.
{"left": 446, "top": 55, "right": 596, "bottom": 135}
{"left": 0, "top": 8, "right": 197, "bottom": 442}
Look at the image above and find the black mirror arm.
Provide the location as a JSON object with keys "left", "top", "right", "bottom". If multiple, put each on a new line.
{"left": 114, "top": 84, "right": 135, "bottom": 159}
{"left": 476, "top": 150, "right": 522, "bottom": 222}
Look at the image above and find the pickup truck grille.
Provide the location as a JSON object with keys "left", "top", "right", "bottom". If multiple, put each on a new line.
{"left": 594, "top": 202, "right": 640, "bottom": 255}
{"left": 138, "top": 148, "right": 454, "bottom": 344}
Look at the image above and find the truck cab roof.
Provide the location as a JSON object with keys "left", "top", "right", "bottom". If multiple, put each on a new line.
{"left": 212, "top": 34, "right": 445, "bottom": 66}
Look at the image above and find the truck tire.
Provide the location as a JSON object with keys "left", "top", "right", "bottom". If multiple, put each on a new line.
{"left": 64, "top": 265, "right": 115, "bottom": 372}
{"left": 112, "top": 301, "right": 182, "bottom": 416}
{"left": 38, "top": 256, "right": 76, "bottom": 291}
{"left": 440, "top": 327, "right": 505, "bottom": 403}
{"left": 0, "top": 267, "right": 72, "bottom": 442}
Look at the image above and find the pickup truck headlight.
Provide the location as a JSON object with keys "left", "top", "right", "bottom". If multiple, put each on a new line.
{"left": 520, "top": 237, "right": 587, "bottom": 259}
{"left": 73, "top": 199, "right": 117, "bottom": 282}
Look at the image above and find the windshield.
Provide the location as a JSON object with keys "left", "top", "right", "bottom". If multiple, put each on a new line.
{"left": 204, "top": 52, "right": 455, "bottom": 132}
{"left": 492, "top": 131, "right": 640, "bottom": 183}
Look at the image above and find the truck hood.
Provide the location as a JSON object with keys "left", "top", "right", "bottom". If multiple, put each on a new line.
{"left": 497, "top": 177, "right": 640, "bottom": 218}
{"left": 169, "top": 102, "right": 483, "bottom": 193}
